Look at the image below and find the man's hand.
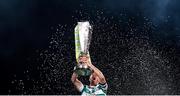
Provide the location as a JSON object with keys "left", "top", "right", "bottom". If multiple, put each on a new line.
{"left": 78, "top": 55, "right": 91, "bottom": 67}
{"left": 78, "top": 55, "right": 89, "bottom": 63}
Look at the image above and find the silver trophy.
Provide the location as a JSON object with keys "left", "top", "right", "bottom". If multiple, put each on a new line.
{"left": 74, "top": 21, "right": 92, "bottom": 76}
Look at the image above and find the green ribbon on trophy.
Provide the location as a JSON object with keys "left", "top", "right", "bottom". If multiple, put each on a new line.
{"left": 74, "top": 21, "right": 92, "bottom": 76}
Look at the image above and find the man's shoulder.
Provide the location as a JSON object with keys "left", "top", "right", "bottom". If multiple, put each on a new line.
{"left": 97, "top": 83, "right": 108, "bottom": 93}
{"left": 98, "top": 83, "right": 108, "bottom": 88}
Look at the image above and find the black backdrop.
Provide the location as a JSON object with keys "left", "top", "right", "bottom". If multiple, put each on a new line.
{"left": 0, "top": 0, "right": 180, "bottom": 95}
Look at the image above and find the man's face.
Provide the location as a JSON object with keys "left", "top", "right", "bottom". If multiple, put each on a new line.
{"left": 89, "top": 73, "right": 100, "bottom": 86}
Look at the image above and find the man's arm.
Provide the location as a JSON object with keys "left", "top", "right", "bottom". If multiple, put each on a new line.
{"left": 71, "top": 72, "right": 84, "bottom": 92}
{"left": 88, "top": 63, "right": 107, "bottom": 84}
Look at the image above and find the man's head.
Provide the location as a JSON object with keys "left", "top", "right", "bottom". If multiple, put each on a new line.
{"left": 89, "top": 72, "right": 100, "bottom": 86}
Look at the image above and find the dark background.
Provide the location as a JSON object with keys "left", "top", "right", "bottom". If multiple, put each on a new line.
{"left": 0, "top": 0, "right": 180, "bottom": 95}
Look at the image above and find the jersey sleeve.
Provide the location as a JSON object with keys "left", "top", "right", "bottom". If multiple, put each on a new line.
{"left": 98, "top": 83, "right": 108, "bottom": 93}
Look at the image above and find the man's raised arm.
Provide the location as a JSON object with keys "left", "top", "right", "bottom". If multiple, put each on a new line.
{"left": 88, "top": 63, "right": 107, "bottom": 84}
{"left": 71, "top": 72, "right": 84, "bottom": 92}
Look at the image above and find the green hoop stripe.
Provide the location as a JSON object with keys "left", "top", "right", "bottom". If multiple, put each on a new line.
{"left": 75, "top": 26, "right": 81, "bottom": 62}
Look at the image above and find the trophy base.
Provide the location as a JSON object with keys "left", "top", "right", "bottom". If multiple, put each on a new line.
{"left": 74, "top": 67, "right": 92, "bottom": 76}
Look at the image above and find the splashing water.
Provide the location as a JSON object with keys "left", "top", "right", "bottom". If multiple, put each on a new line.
{"left": 9, "top": 7, "right": 179, "bottom": 95}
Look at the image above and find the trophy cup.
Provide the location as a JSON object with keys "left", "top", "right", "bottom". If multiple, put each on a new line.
{"left": 74, "top": 21, "right": 93, "bottom": 76}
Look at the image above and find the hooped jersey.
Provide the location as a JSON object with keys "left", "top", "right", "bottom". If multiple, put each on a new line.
{"left": 80, "top": 83, "right": 108, "bottom": 96}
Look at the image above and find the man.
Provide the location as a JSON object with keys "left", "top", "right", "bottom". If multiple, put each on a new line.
{"left": 71, "top": 55, "right": 108, "bottom": 96}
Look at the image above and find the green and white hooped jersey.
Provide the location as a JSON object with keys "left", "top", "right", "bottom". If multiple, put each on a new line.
{"left": 80, "top": 83, "right": 108, "bottom": 96}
